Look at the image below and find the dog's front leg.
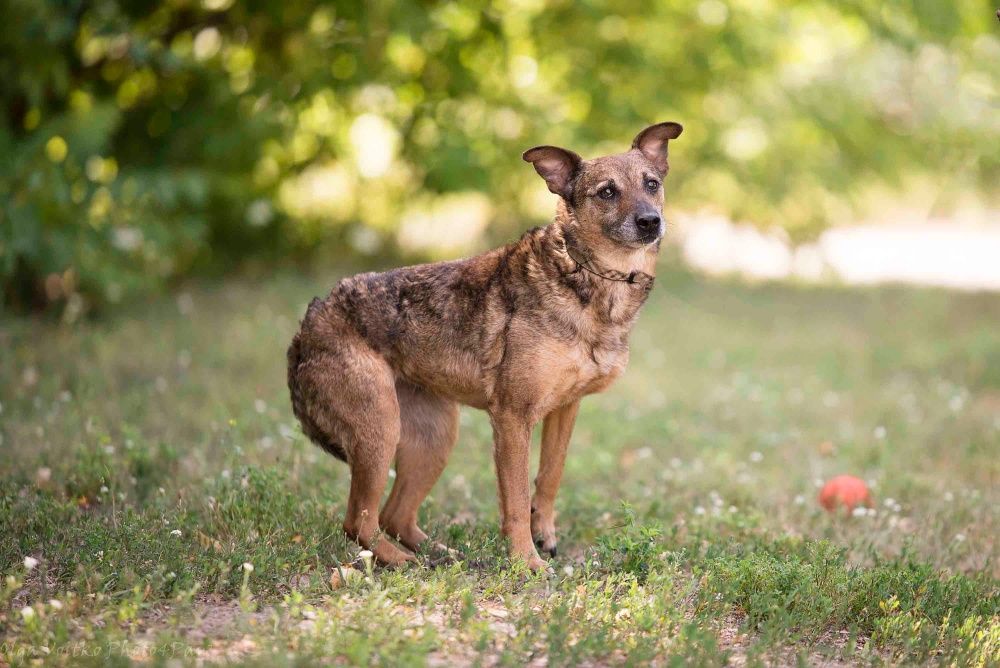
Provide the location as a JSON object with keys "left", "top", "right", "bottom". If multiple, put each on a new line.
{"left": 490, "top": 411, "right": 548, "bottom": 571}
{"left": 532, "top": 400, "right": 579, "bottom": 558}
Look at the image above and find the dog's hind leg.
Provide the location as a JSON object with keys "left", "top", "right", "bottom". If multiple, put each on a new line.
{"left": 379, "top": 380, "right": 459, "bottom": 551}
{"left": 291, "top": 329, "right": 414, "bottom": 567}
{"left": 339, "top": 360, "right": 416, "bottom": 566}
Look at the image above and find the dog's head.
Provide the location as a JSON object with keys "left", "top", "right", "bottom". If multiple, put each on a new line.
{"left": 522, "top": 122, "right": 682, "bottom": 250}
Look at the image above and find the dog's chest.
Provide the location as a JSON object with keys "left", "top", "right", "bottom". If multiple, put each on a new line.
{"left": 577, "top": 327, "right": 630, "bottom": 392}
{"left": 544, "top": 286, "right": 646, "bottom": 398}
{"left": 538, "top": 322, "right": 631, "bottom": 406}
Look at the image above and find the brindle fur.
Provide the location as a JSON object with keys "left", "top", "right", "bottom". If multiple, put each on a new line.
{"left": 287, "top": 122, "right": 683, "bottom": 570}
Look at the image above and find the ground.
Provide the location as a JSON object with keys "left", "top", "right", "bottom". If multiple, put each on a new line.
{"left": 1, "top": 259, "right": 998, "bottom": 666}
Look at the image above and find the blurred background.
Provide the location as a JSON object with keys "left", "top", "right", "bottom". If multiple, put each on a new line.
{"left": 2, "top": 0, "right": 998, "bottom": 317}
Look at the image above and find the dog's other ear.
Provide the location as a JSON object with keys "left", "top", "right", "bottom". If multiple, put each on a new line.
{"left": 632, "top": 122, "right": 683, "bottom": 175}
{"left": 522, "top": 145, "right": 582, "bottom": 199}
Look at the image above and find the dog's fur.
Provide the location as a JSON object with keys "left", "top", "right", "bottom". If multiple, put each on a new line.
{"left": 287, "top": 122, "right": 682, "bottom": 570}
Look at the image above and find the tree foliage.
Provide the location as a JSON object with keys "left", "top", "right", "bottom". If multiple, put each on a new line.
{"left": 1, "top": 0, "right": 997, "bottom": 313}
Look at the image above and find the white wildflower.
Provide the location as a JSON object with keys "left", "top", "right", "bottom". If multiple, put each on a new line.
{"left": 21, "top": 606, "right": 35, "bottom": 621}
{"left": 242, "top": 562, "right": 254, "bottom": 573}
{"left": 170, "top": 529, "right": 182, "bottom": 537}
{"left": 23, "top": 556, "right": 39, "bottom": 570}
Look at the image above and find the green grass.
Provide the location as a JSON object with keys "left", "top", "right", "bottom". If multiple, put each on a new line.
{"left": 1, "top": 261, "right": 999, "bottom": 666}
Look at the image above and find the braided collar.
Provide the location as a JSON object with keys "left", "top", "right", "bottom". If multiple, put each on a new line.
{"left": 564, "top": 247, "right": 655, "bottom": 288}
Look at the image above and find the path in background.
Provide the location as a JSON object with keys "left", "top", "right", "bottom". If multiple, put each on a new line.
{"left": 676, "top": 210, "right": 1000, "bottom": 291}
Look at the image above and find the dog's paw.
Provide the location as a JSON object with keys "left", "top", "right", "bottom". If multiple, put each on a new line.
{"left": 534, "top": 536, "right": 558, "bottom": 558}
{"left": 524, "top": 554, "right": 553, "bottom": 573}
{"left": 532, "top": 527, "right": 558, "bottom": 557}
{"left": 531, "top": 508, "right": 558, "bottom": 559}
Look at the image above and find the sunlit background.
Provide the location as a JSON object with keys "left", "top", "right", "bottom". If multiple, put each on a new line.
{"left": 2, "top": 0, "right": 998, "bottom": 316}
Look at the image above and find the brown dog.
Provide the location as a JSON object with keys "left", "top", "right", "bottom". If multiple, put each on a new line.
{"left": 287, "top": 122, "right": 682, "bottom": 571}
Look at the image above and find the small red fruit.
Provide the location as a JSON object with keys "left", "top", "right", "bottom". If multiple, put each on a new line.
{"left": 818, "top": 475, "right": 872, "bottom": 513}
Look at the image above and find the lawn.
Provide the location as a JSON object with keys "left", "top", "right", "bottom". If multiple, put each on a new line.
{"left": 1, "top": 259, "right": 998, "bottom": 666}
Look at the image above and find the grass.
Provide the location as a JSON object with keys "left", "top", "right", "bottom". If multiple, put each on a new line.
{"left": 1, "top": 258, "right": 998, "bottom": 666}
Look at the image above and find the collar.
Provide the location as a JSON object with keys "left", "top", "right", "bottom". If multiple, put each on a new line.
{"left": 564, "top": 247, "right": 654, "bottom": 288}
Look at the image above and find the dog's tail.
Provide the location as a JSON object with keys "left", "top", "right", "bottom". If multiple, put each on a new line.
{"left": 287, "top": 304, "right": 349, "bottom": 462}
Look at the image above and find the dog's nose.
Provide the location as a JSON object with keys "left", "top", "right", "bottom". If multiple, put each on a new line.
{"left": 635, "top": 212, "right": 661, "bottom": 233}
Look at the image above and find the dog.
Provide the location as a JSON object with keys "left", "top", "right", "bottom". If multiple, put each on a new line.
{"left": 287, "top": 122, "right": 683, "bottom": 571}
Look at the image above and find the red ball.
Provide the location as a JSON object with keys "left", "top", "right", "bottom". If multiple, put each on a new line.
{"left": 818, "top": 475, "right": 873, "bottom": 513}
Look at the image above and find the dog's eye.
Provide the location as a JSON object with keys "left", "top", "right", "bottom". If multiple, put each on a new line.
{"left": 597, "top": 185, "right": 616, "bottom": 200}
{"left": 645, "top": 179, "right": 660, "bottom": 193}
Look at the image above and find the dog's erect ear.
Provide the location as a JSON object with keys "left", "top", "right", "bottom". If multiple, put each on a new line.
{"left": 522, "top": 145, "right": 582, "bottom": 200}
{"left": 631, "top": 122, "right": 683, "bottom": 175}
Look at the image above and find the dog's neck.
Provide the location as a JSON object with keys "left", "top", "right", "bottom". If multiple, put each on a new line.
{"left": 550, "top": 199, "right": 659, "bottom": 280}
